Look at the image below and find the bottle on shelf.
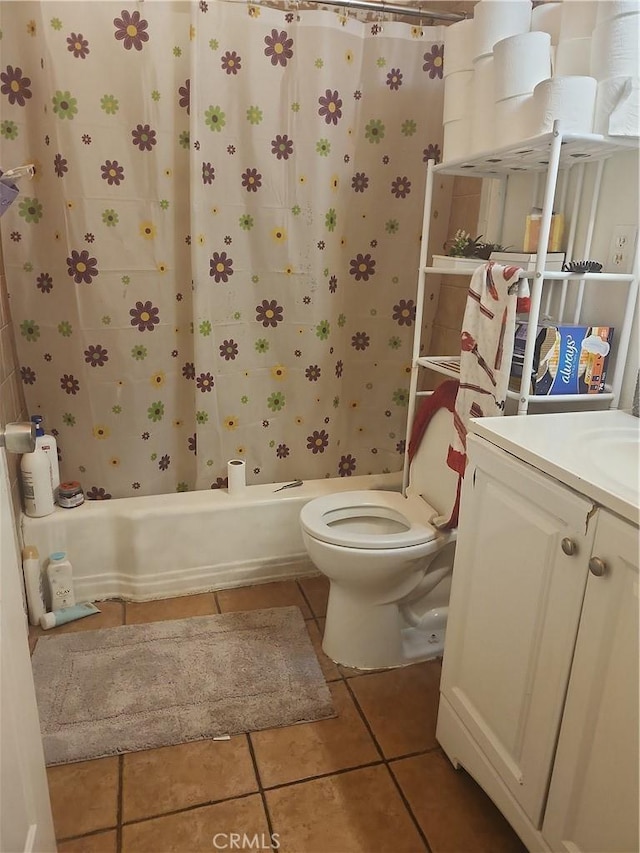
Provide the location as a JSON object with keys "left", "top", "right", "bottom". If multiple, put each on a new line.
{"left": 31, "top": 414, "right": 60, "bottom": 500}
{"left": 20, "top": 444, "right": 55, "bottom": 518}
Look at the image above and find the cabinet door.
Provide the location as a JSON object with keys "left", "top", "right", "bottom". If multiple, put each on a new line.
{"left": 439, "top": 436, "right": 594, "bottom": 828}
{"left": 542, "top": 510, "right": 639, "bottom": 853}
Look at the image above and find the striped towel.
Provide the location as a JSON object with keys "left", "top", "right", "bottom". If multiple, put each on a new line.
{"left": 432, "top": 262, "right": 525, "bottom": 529}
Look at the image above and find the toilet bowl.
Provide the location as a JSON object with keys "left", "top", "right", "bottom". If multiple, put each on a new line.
{"left": 300, "top": 402, "right": 460, "bottom": 669}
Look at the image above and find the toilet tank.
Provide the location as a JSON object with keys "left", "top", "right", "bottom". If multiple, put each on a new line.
{"left": 406, "top": 407, "right": 460, "bottom": 520}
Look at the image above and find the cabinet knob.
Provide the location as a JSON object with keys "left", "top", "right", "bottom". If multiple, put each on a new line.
{"left": 561, "top": 537, "right": 577, "bottom": 556}
{"left": 588, "top": 556, "right": 607, "bottom": 577}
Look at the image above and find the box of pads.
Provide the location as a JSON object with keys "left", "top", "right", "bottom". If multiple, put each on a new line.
{"left": 510, "top": 324, "right": 614, "bottom": 395}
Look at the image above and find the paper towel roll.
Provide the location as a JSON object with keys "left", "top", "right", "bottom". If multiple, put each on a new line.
{"left": 495, "top": 94, "right": 538, "bottom": 145}
{"left": 494, "top": 32, "right": 551, "bottom": 99}
{"left": 227, "top": 459, "right": 246, "bottom": 496}
{"left": 444, "top": 18, "right": 475, "bottom": 76}
{"left": 594, "top": 76, "right": 640, "bottom": 135}
{"left": 559, "top": 1, "right": 599, "bottom": 39}
{"left": 590, "top": 14, "right": 640, "bottom": 80}
{"left": 533, "top": 75, "right": 597, "bottom": 134}
{"left": 471, "top": 56, "right": 496, "bottom": 153}
{"left": 555, "top": 37, "right": 592, "bottom": 75}
{"left": 531, "top": 2, "right": 563, "bottom": 44}
{"left": 444, "top": 70, "right": 474, "bottom": 122}
{"left": 443, "top": 118, "right": 473, "bottom": 162}
{"left": 473, "top": 0, "right": 532, "bottom": 60}
{"left": 596, "top": 0, "right": 640, "bottom": 25}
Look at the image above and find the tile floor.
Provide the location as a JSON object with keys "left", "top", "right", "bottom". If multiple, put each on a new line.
{"left": 30, "top": 576, "right": 526, "bottom": 853}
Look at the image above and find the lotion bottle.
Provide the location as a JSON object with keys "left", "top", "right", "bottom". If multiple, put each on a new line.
{"left": 22, "top": 545, "right": 46, "bottom": 627}
{"left": 20, "top": 446, "right": 55, "bottom": 517}
{"left": 40, "top": 602, "right": 100, "bottom": 630}
{"left": 47, "top": 552, "right": 75, "bottom": 611}
{"left": 31, "top": 415, "right": 60, "bottom": 500}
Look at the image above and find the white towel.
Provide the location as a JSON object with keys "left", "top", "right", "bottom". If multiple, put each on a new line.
{"left": 434, "top": 262, "right": 525, "bottom": 528}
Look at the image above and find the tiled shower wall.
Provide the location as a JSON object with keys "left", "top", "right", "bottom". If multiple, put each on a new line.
{"left": 0, "top": 237, "right": 28, "bottom": 521}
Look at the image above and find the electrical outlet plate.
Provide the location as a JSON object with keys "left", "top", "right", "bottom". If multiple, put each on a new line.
{"left": 608, "top": 225, "right": 638, "bottom": 274}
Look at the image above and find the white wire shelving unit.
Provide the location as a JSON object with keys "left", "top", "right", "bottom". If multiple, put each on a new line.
{"left": 402, "top": 124, "right": 639, "bottom": 492}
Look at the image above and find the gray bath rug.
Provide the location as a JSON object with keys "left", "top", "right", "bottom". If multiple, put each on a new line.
{"left": 32, "top": 606, "right": 335, "bottom": 765}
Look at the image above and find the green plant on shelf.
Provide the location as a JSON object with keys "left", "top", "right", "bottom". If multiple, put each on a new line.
{"left": 445, "top": 230, "right": 507, "bottom": 260}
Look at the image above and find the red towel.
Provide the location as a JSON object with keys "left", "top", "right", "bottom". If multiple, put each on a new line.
{"left": 408, "top": 378, "right": 459, "bottom": 461}
{"left": 408, "top": 379, "right": 461, "bottom": 530}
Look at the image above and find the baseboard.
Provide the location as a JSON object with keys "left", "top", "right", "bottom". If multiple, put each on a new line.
{"left": 76, "top": 554, "right": 318, "bottom": 603}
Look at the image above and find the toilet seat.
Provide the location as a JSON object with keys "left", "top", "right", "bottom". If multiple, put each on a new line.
{"left": 300, "top": 490, "right": 438, "bottom": 550}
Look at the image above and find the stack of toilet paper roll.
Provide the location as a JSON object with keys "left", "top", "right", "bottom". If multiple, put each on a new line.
{"left": 440, "top": 0, "right": 639, "bottom": 164}
{"left": 592, "top": 1, "right": 640, "bottom": 135}
{"left": 443, "top": 18, "right": 475, "bottom": 161}
{"left": 470, "top": 0, "right": 532, "bottom": 155}
{"left": 494, "top": 31, "right": 552, "bottom": 146}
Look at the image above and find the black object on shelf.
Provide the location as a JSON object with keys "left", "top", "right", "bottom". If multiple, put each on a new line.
{"left": 562, "top": 260, "right": 603, "bottom": 273}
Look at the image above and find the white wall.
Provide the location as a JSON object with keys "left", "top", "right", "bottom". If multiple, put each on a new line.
{"left": 487, "top": 148, "right": 639, "bottom": 409}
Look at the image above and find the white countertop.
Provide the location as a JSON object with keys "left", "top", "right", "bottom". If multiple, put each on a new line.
{"left": 471, "top": 410, "right": 640, "bottom": 526}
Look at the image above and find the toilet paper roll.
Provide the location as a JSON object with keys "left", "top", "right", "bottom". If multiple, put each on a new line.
{"left": 495, "top": 94, "right": 538, "bottom": 145}
{"left": 227, "top": 459, "right": 246, "bottom": 496}
{"left": 555, "top": 37, "right": 592, "bottom": 76}
{"left": 596, "top": 0, "right": 640, "bottom": 25}
{"left": 444, "top": 18, "right": 475, "bottom": 76}
{"left": 443, "top": 118, "right": 473, "bottom": 162}
{"left": 473, "top": 0, "right": 532, "bottom": 60}
{"left": 594, "top": 76, "right": 640, "bottom": 135}
{"left": 590, "top": 14, "right": 640, "bottom": 80}
{"left": 533, "top": 75, "right": 597, "bottom": 134}
{"left": 443, "top": 70, "right": 474, "bottom": 122}
{"left": 531, "top": 2, "right": 563, "bottom": 44}
{"left": 494, "top": 32, "right": 551, "bottom": 100}
{"left": 559, "top": 0, "right": 599, "bottom": 40}
{"left": 470, "top": 55, "right": 496, "bottom": 154}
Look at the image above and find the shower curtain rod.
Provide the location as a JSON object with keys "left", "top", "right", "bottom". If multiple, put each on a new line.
{"left": 263, "top": 0, "right": 466, "bottom": 22}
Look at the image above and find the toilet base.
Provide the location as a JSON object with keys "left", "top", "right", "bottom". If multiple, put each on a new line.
{"left": 399, "top": 609, "right": 447, "bottom": 665}
{"left": 321, "top": 591, "right": 448, "bottom": 669}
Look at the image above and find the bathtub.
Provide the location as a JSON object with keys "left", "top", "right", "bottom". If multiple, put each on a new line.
{"left": 20, "top": 472, "right": 401, "bottom": 602}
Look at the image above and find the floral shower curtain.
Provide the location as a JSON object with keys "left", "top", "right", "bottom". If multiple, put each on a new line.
{"left": 0, "top": 0, "right": 444, "bottom": 498}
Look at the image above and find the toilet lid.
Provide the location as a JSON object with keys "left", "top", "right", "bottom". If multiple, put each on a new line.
{"left": 300, "top": 490, "right": 438, "bottom": 550}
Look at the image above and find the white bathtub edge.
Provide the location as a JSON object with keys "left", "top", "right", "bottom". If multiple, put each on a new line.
{"left": 21, "top": 472, "right": 401, "bottom": 603}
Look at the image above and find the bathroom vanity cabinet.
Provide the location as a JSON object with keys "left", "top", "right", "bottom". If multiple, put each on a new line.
{"left": 436, "top": 411, "right": 639, "bottom": 852}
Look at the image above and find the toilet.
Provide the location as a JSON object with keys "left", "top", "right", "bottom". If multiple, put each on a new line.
{"left": 300, "top": 401, "right": 461, "bottom": 670}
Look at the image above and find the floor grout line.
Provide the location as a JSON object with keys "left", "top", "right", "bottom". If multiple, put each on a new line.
{"left": 344, "top": 675, "right": 434, "bottom": 853}
{"left": 246, "top": 733, "right": 279, "bottom": 850}
{"left": 295, "top": 578, "right": 318, "bottom": 621}
{"left": 384, "top": 761, "right": 434, "bottom": 853}
{"left": 259, "top": 758, "right": 385, "bottom": 793}
{"left": 116, "top": 753, "right": 124, "bottom": 853}
{"left": 116, "top": 789, "right": 260, "bottom": 830}
{"left": 343, "top": 677, "right": 387, "bottom": 763}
